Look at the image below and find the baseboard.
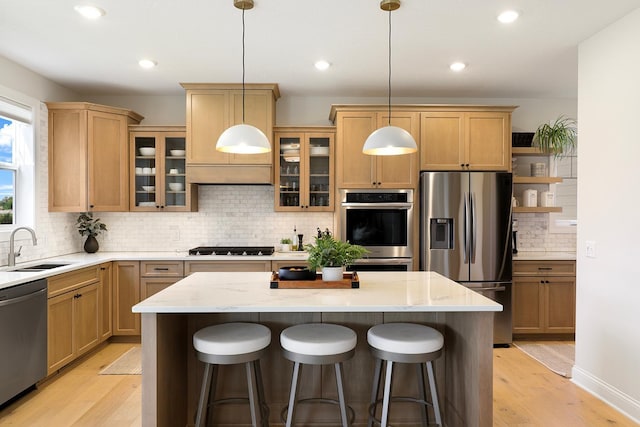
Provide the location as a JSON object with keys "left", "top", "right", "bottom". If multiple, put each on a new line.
{"left": 572, "top": 366, "right": 640, "bottom": 423}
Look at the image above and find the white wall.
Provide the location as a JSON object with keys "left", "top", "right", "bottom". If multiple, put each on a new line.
{"left": 573, "top": 9, "right": 640, "bottom": 422}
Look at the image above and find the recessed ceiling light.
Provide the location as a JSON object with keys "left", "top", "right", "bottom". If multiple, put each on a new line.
{"left": 74, "top": 5, "right": 106, "bottom": 20}
{"left": 314, "top": 60, "right": 331, "bottom": 71}
{"left": 450, "top": 62, "right": 466, "bottom": 72}
{"left": 138, "top": 59, "right": 157, "bottom": 69}
{"left": 497, "top": 10, "right": 519, "bottom": 24}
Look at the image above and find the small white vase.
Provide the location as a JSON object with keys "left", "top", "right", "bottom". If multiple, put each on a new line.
{"left": 322, "top": 266, "right": 343, "bottom": 282}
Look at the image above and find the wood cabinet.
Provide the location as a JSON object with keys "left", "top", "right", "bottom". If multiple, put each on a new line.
{"left": 513, "top": 260, "right": 576, "bottom": 336}
{"left": 181, "top": 83, "right": 280, "bottom": 184}
{"left": 47, "top": 102, "right": 143, "bottom": 212}
{"left": 130, "top": 126, "right": 198, "bottom": 212}
{"left": 333, "top": 110, "right": 419, "bottom": 189}
{"left": 274, "top": 127, "right": 335, "bottom": 211}
{"left": 98, "top": 262, "right": 113, "bottom": 342}
{"left": 47, "top": 266, "right": 100, "bottom": 374}
{"left": 420, "top": 110, "right": 513, "bottom": 171}
{"left": 184, "top": 260, "right": 271, "bottom": 275}
{"left": 140, "top": 261, "right": 185, "bottom": 299}
{"left": 512, "top": 147, "right": 563, "bottom": 213}
{"left": 113, "top": 261, "right": 140, "bottom": 335}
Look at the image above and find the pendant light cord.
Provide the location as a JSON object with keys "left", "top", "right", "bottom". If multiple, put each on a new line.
{"left": 388, "top": 8, "right": 392, "bottom": 126}
{"left": 242, "top": 7, "right": 246, "bottom": 123}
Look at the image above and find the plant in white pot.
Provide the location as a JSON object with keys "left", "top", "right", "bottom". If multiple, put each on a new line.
{"left": 533, "top": 116, "right": 577, "bottom": 158}
{"left": 76, "top": 212, "right": 107, "bottom": 253}
{"left": 305, "top": 231, "right": 368, "bottom": 281}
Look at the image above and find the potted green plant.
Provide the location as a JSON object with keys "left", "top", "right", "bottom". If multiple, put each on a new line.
{"left": 76, "top": 212, "right": 107, "bottom": 253}
{"left": 279, "top": 238, "right": 293, "bottom": 252}
{"left": 533, "top": 116, "right": 577, "bottom": 158}
{"left": 304, "top": 232, "right": 368, "bottom": 281}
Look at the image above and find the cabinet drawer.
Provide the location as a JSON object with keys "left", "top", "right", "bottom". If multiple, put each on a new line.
{"left": 48, "top": 266, "right": 100, "bottom": 298}
{"left": 185, "top": 261, "right": 271, "bottom": 274}
{"left": 140, "top": 261, "right": 184, "bottom": 277}
{"left": 513, "top": 260, "right": 575, "bottom": 276}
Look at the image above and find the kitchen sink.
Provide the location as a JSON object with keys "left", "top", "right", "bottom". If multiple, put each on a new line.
{"left": 11, "top": 263, "right": 71, "bottom": 272}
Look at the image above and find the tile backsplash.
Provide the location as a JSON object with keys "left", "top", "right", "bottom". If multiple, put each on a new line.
{"left": 514, "top": 213, "right": 576, "bottom": 252}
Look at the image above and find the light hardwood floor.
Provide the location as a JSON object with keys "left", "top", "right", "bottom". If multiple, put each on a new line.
{"left": 0, "top": 342, "right": 637, "bottom": 426}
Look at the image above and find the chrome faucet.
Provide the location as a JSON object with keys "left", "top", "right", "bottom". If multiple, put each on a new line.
{"left": 8, "top": 226, "right": 38, "bottom": 267}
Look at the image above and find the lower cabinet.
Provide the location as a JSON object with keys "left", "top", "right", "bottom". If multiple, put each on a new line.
{"left": 47, "top": 266, "right": 100, "bottom": 375}
{"left": 99, "top": 262, "right": 113, "bottom": 342}
{"left": 512, "top": 260, "right": 576, "bottom": 336}
{"left": 140, "top": 260, "right": 185, "bottom": 299}
{"left": 113, "top": 261, "right": 141, "bottom": 335}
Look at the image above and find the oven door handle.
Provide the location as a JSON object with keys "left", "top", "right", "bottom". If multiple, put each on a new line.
{"left": 340, "top": 202, "right": 413, "bottom": 209}
{"left": 354, "top": 258, "right": 412, "bottom": 265}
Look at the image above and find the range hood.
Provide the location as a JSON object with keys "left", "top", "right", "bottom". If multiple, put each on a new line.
{"left": 187, "top": 164, "right": 273, "bottom": 185}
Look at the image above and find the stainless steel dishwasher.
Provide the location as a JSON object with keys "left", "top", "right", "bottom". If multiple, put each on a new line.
{"left": 0, "top": 278, "right": 47, "bottom": 406}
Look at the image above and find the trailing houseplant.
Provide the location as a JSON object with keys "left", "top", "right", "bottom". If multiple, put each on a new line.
{"left": 533, "top": 116, "right": 577, "bottom": 158}
{"left": 76, "top": 212, "right": 107, "bottom": 253}
{"left": 304, "top": 230, "right": 368, "bottom": 281}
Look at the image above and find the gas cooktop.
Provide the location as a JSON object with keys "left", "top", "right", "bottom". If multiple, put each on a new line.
{"left": 188, "top": 246, "right": 275, "bottom": 256}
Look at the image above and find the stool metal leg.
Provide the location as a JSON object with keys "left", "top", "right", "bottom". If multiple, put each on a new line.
{"left": 334, "top": 362, "right": 349, "bottom": 427}
{"left": 380, "top": 360, "right": 394, "bottom": 427}
{"left": 285, "top": 361, "right": 302, "bottom": 427}
{"left": 195, "top": 363, "right": 214, "bottom": 427}
{"left": 426, "top": 361, "right": 442, "bottom": 427}
{"left": 368, "top": 358, "right": 383, "bottom": 427}
{"left": 417, "top": 363, "right": 429, "bottom": 425}
{"left": 254, "top": 360, "right": 269, "bottom": 427}
{"left": 246, "top": 361, "right": 259, "bottom": 427}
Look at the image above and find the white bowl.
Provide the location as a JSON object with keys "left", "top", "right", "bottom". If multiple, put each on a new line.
{"left": 138, "top": 201, "right": 156, "bottom": 207}
{"left": 141, "top": 185, "right": 155, "bottom": 192}
{"left": 168, "top": 182, "right": 184, "bottom": 191}
{"left": 170, "top": 149, "right": 186, "bottom": 157}
{"left": 139, "top": 147, "right": 156, "bottom": 156}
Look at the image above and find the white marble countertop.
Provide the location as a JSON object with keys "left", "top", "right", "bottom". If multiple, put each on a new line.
{"left": 513, "top": 251, "right": 576, "bottom": 261}
{"left": 132, "top": 271, "right": 502, "bottom": 313}
{"left": 0, "top": 251, "right": 309, "bottom": 291}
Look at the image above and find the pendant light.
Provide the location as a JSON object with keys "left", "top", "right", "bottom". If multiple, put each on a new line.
{"left": 363, "top": 0, "right": 417, "bottom": 156}
{"left": 216, "top": 0, "right": 271, "bottom": 154}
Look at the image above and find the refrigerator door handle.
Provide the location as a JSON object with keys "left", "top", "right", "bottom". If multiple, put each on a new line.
{"left": 463, "top": 191, "right": 470, "bottom": 264}
{"left": 470, "top": 192, "right": 477, "bottom": 263}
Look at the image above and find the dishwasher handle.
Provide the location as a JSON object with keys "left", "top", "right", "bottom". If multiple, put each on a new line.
{"left": 0, "top": 288, "right": 46, "bottom": 308}
{"left": 474, "top": 286, "right": 506, "bottom": 292}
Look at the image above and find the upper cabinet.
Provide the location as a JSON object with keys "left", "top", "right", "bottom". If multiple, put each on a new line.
{"left": 420, "top": 109, "right": 514, "bottom": 171}
{"left": 47, "top": 102, "right": 143, "bottom": 212}
{"left": 332, "top": 108, "right": 419, "bottom": 189}
{"left": 181, "top": 83, "right": 280, "bottom": 184}
{"left": 129, "top": 126, "right": 198, "bottom": 212}
{"left": 274, "top": 127, "right": 335, "bottom": 212}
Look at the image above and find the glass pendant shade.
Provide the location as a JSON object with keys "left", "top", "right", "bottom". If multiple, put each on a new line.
{"left": 216, "top": 124, "right": 270, "bottom": 154}
{"left": 363, "top": 125, "right": 417, "bottom": 155}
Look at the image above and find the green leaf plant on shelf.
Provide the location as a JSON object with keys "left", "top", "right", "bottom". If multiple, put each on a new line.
{"left": 533, "top": 116, "right": 577, "bottom": 158}
{"left": 304, "top": 229, "right": 368, "bottom": 281}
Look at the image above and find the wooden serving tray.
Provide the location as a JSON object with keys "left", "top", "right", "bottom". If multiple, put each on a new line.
{"left": 270, "top": 271, "right": 359, "bottom": 289}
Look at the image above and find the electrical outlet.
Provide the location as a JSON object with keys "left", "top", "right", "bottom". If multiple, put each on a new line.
{"left": 586, "top": 240, "right": 596, "bottom": 258}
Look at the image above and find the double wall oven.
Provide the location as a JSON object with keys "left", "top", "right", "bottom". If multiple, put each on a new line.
{"left": 339, "top": 189, "right": 414, "bottom": 271}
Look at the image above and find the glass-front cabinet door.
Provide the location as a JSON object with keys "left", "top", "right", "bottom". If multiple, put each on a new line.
{"left": 130, "top": 126, "right": 196, "bottom": 212}
{"left": 275, "top": 127, "right": 334, "bottom": 212}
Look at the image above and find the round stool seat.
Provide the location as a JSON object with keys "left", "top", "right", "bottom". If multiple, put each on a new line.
{"left": 194, "top": 322, "right": 271, "bottom": 356}
{"left": 281, "top": 323, "right": 357, "bottom": 356}
{"left": 368, "top": 323, "right": 443, "bottom": 355}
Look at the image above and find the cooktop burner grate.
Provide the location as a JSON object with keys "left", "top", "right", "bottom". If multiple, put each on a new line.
{"left": 188, "top": 246, "right": 275, "bottom": 256}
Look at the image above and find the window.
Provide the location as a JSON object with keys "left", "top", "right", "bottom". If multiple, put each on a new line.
{"left": 0, "top": 96, "right": 34, "bottom": 230}
{"left": 549, "top": 153, "right": 577, "bottom": 233}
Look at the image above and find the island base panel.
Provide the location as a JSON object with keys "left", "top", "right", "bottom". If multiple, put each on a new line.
{"left": 141, "top": 311, "right": 492, "bottom": 427}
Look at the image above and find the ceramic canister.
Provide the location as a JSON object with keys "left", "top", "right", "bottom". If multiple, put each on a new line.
{"left": 523, "top": 189, "right": 538, "bottom": 207}
{"left": 540, "top": 191, "right": 555, "bottom": 207}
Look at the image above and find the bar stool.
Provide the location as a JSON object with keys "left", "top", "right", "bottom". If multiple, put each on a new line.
{"left": 367, "top": 323, "right": 443, "bottom": 427}
{"left": 280, "top": 323, "right": 357, "bottom": 427}
{"left": 193, "top": 322, "right": 271, "bottom": 427}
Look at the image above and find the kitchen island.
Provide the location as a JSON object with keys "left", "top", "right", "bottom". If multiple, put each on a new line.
{"left": 132, "top": 271, "right": 501, "bottom": 427}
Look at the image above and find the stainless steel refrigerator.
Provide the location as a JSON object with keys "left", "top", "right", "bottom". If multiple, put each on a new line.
{"left": 419, "top": 171, "right": 513, "bottom": 344}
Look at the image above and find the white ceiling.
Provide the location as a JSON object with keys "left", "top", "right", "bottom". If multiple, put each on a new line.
{"left": 1, "top": 0, "right": 639, "bottom": 99}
